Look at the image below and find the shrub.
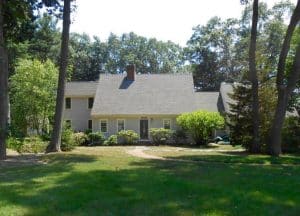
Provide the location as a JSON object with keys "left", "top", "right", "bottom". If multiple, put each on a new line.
{"left": 61, "top": 126, "right": 76, "bottom": 151}
{"left": 21, "top": 136, "right": 48, "bottom": 153}
{"left": 7, "top": 136, "right": 47, "bottom": 153}
{"left": 7, "top": 137, "right": 23, "bottom": 152}
{"left": 150, "top": 128, "right": 173, "bottom": 145}
{"left": 172, "top": 129, "right": 188, "bottom": 144}
{"left": 73, "top": 132, "right": 88, "bottom": 146}
{"left": 104, "top": 135, "right": 118, "bottom": 146}
{"left": 282, "top": 116, "right": 300, "bottom": 153}
{"left": 88, "top": 132, "right": 105, "bottom": 146}
{"left": 117, "top": 130, "right": 139, "bottom": 145}
{"left": 177, "top": 110, "right": 224, "bottom": 145}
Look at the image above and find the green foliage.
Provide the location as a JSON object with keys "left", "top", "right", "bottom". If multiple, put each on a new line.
{"left": 227, "top": 84, "right": 253, "bottom": 150}
{"left": 7, "top": 136, "right": 47, "bottom": 153}
{"left": 117, "top": 130, "right": 139, "bottom": 145}
{"left": 172, "top": 129, "right": 188, "bottom": 144}
{"left": 177, "top": 110, "right": 224, "bottom": 145}
{"left": 150, "top": 128, "right": 173, "bottom": 145}
{"left": 282, "top": 117, "right": 300, "bottom": 153}
{"left": 73, "top": 132, "right": 88, "bottom": 146}
{"left": 6, "top": 137, "right": 23, "bottom": 152}
{"left": 88, "top": 132, "right": 105, "bottom": 146}
{"left": 187, "top": 17, "right": 240, "bottom": 90}
{"left": 69, "top": 32, "right": 186, "bottom": 81}
{"left": 104, "top": 135, "right": 118, "bottom": 146}
{"left": 10, "top": 58, "right": 58, "bottom": 136}
{"left": 61, "top": 126, "right": 76, "bottom": 152}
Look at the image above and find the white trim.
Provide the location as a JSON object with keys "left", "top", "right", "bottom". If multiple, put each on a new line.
{"left": 117, "top": 119, "right": 125, "bottom": 132}
{"left": 99, "top": 119, "right": 108, "bottom": 133}
{"left": 87, "top": 97, "right": 94, "bottom": 109}
{"left": 163, "top": 119, "right": 171, "bottom": 130}
{"left": 65, "top": 97, "right": 71, "bottom": 109}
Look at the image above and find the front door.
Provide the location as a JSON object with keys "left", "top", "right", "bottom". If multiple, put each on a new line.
{"left": 140, "top": 119, "right": 149, "bottom": 139}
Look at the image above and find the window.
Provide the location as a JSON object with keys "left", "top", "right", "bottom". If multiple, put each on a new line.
{"left": 65, "top": 97, "right": 71, "bottom": 109}
{"left": 117, "top": 119, "right": 125, "bottom": 132}
{"left": 88, "top": 120, "right": 93, "bottom": 130}
{"left": 88, "top": 97, "right": 94, "bottom": 109}
{"left": 163, "top": 119, "right": 171, "bottom": 129}
{"left": 100, "top": 119, "right": 108, "bottom": 133}
{"left": 65, "top": 120, "right": 71, "bottom": 128}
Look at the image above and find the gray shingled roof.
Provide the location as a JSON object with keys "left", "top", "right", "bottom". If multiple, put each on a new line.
{"left": 220, "top": 82, "right": 234, "bottom": 114}
{"left": 65, "top": 81, "right": 98, "bottom": 97}
{"left": 91, "top": 74, "right": 220, "bottom": 116}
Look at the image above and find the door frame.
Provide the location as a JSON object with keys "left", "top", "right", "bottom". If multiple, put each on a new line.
{"left": 139, "top": 118, "right": 149, "bottom": 140}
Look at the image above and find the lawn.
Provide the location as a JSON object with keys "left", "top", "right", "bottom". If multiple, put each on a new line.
{"left": 0, "top": 146, "right": 300, "bottom": 216}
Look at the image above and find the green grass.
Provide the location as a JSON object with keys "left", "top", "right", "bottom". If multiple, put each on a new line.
{"left": 145, "top": 145, "right": 300, "bottom": 165}
{"left": 0, "top": 146, "right": 300, "bottom": 216}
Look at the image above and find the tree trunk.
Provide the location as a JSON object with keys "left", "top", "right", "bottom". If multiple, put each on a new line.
{"left": 269, "top": 0, "right": 300, "bottom": 156}
{"left": 269, "top": 91, "right": 288, "bottom": 156}
{"left": 47, "top": 0, "right": 71, "bottom": 153}
{"left": 248, "top": 0, "right": 260, "bottom": 153}
{"left": 0, "top": 0, "right": 8, "bottom": 160}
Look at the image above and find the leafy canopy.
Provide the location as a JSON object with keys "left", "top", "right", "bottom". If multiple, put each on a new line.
{"left": 177, "top": 110, "right": 224, "bottom": 145}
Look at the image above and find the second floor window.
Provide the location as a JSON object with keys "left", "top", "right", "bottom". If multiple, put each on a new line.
{"left": 88, "top": 97, "right": 94, "bottom": 109}
{"left": 65, "top": 97, "right": 71, "bottom": 109}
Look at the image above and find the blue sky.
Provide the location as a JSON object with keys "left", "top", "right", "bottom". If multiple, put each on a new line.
{"left": 70, "top": 0, "right": 295, "bottom": 46}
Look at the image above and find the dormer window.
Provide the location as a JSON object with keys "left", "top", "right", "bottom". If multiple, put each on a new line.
{"left": 65, "top": 98, "right": 71, "bottom": 109}
{"left": 88, "top": 97, "right": 94, "bottom": 109}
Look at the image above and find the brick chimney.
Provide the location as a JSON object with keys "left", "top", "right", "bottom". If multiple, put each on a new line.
{"left": 126, "top": 65, "right": 136, "bottom": 81}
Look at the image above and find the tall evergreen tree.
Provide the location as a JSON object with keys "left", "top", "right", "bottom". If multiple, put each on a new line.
{"left": 227, "top": 83, "right": 253, "bottom": 150}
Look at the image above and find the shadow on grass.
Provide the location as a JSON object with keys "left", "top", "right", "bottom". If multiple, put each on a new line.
{"left": 0, "top": 153, "right": 300, "bottom": 215}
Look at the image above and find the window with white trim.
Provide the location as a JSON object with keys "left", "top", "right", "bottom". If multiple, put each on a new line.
{"left": 117, "top": 119, "right": 125, "bottom": 132}
{"left": 163, "top": 119, "right": 171, "bottom": 129}
{"left": 100, "top": 119, "right": 108, "bottom": 133}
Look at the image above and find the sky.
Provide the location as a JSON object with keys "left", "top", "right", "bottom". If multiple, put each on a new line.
{"left": 70, "top": 0, "right": 295, "bottom": 46}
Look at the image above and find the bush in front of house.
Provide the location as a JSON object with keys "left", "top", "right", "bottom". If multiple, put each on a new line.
{"left": 172, "top": 129, "right": 188, "bottom": 144}
{"left": 117, "top": 130, "right": 139, "bottom": 145}
{"left": 7, "top": 137, "right": 24, "bottom": 152}
{"left": 7, "top": 136, "right": 47, "bottom": 153}
{"left": 73, "top": 132, "right": 88, "bottom": 146}
{"left": 104, "top": 135, "right": 118, "bottom": 146}
{"left": 177, "top": 110, "right": 224, "bottom": 145}
{"left": 88, "top": 132, "right": 105, "bottom": 146}
{"left": 61, "top": 126, "right": 76, "bottom": 151}
{"left": 150, "top": 128, "right": 173, "bottom": 145}
{"left": 282, "top": 116, "right": 300, "bottom": 153}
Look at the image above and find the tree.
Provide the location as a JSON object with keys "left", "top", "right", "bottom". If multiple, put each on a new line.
{"left": 29, "top": 14, "right": 61, "bottom": 63}
{"left": 269, "top": 0, "right": 300, "bottom": 156}
{"left": 47, "top": 0, "right": 71, "bottom": 152}
{"left": 187, "top": 17, "right": 240, "bottom": 90}
{"left": 177, "top": 110, "right": 224, "bottom": 145}
{"left": 227, "top": 83, "right": 253, "bottom": 149}
{"left": 0, "top": 0, "right": 8, "bottom": 160}
{"left": 248, "top": 0, "right": 260, "bottom": 153}
{"left": 10, "top": 59, "right": 58, "bottom": 136}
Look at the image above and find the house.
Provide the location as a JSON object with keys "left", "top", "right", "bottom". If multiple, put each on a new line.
{"left": 64, "top": 65, "right": 226, "bottom": 140}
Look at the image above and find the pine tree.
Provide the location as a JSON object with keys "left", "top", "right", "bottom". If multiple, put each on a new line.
{"left": 227, "top": 83, "right": 253, "bottom": 150}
